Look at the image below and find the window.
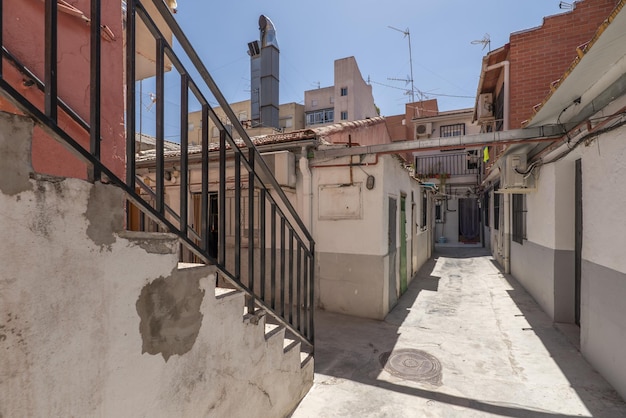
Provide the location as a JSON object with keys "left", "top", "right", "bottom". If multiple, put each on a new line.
{"left": 188, "top": 122, "right": 195, "bottom": 132}
{"left": 493, "top": 183, "right": 500, "bottom": 231}
{"left": 340, "top": 87, "right": 348, "bottom": 96}
{"left": 211, "top": 126, "right": 219, "bottom": 138}
{"left": 340, "top": 111, "right": 348, "bottom": 120}
{"left": 440, "top": 123, "right": 465, "bottom": 138}
{"left": 467, "top": 150, "right": 479, "bottom": 170}
{"left": 280, "top": 117, "right": 293, "bottom": 129}
{"left": 512, "top": 194, "right": 526, "bottom": 244}
{"left": 238, "top": 111, "right": 247, "bottom": 122}
{"left": 421, "top": 192, "right": 427, "bottom": 229}
{"left": 305, "top": 109, "right": 334, "bottom": 126}
{"left": 311, "top": 99, "right": 318, "bottom": 107}
{"left": 435, "top": 201, "right": 445, "bottom": 223}
{"left": 484, "top": 193, "right": 490, "bottom": 227}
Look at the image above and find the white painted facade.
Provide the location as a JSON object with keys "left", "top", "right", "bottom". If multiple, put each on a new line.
{"left": 480, "top": 5, "right": 626, "bottom": 399}
{"left": 311, "top": 153, "right": 428, "bottom": 319}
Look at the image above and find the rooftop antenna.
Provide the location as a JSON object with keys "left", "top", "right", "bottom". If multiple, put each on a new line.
{"left": 471, "top": 33, "right": 491, "bottom": 52}
{"left": 559, "top": 1, "right": 573, "bottom": 10}
{"left": 388, "top": 26, "right": 415, "bottom": 104}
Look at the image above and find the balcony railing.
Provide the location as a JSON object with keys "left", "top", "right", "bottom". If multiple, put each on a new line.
{"left": 0, "top": 0, "right": 314, "bottom": 350}
{"left": 415, "top": 152, "right": 481, "bottom": 180}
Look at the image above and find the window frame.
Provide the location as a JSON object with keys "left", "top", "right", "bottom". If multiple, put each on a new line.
{"left": 512, "top": 193, "right": 527, "bottom": 244}
{"left": 440, "top": 123, "right": 466, "bottom": 138}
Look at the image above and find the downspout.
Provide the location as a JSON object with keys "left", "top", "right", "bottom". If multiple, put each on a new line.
{"left": 486, "top": 60, "right": 510, "bottom": 272}
{"left": 503, "top": 192, "right": 511, "bottom": 273}
{"left": 485, "top": 60, "right": 510, "bottom": 131}
{"left": 299, "top": 146, "right": 313, "bottom": 232}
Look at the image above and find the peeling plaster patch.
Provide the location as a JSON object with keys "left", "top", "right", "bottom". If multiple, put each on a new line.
{"left": 0, "top": 112, "right": 34, "bottom": 196}
{"left": 85, "top": 182, "right": 124, "bottom": 248}
{"left": 117, "top": 231, "right": 178, "bottom": 255}
{"left": 28, "top": 180, "right": 60, "bottom": 238}
{"left": 136, "top": 273, "right": 205, "bottom": 361}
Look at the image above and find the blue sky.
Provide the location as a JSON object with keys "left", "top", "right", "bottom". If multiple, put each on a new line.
{"left": 139, "top": 1, "right": 570, "bottom": 139}
{"left": 174, "top": 1, "right": 570, "bottom": 113}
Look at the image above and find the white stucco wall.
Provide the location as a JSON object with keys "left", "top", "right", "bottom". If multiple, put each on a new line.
{"left": 312, "top": 154, "right": 426, "bottom": 319}
{"left": 579, "top": 124, "right": 626, "bottom": 400}
{"left": 0, "top": 113, "right": 312, "bottom": 418}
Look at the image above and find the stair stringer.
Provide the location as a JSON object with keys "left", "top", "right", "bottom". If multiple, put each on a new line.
{"left": 0, "top": 111, "right": 312, "bottom": 418}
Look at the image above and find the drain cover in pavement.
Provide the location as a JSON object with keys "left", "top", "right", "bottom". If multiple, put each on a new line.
{"left": 379, "top": 348, "right": 442, "bottom": 384}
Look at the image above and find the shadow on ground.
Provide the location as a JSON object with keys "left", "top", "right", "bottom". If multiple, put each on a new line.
{"left": 308, "top": 247, "right": 625, "bottom": 418}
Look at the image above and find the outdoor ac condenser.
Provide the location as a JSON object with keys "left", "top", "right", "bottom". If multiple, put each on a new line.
{"left": 502, "top": 154, "right": 527, "bottom": 189}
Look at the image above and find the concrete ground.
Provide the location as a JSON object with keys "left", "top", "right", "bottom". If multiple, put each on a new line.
{"left": 291, "top": 247, "right": 626, "bottom": 417}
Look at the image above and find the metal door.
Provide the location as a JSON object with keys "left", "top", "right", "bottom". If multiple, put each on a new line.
{"left": 388, "top": 197, "right": 398, "bottom": 308}
{"left": 400, "top": 196, "right": 408, "bottom": 294}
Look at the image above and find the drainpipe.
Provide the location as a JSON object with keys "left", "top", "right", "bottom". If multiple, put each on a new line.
{"left": 485, "top": 60, "right": 510, "bottom": 272}
{"left": 299, "top": 146, "right": 313, "bottom": 231}
{"left": 503, "top": 192, "right": 511, "bottom": 273}
{"left": 486, "top": 60, "right": 510, "bottom": 131}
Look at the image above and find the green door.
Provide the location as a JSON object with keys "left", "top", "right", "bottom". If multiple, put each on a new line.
{"left": 400, "top": 196, "right": 408, "bottom": 294}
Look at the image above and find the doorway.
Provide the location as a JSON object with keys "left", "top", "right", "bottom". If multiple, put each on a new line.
{"left": 400, "top": 195, "right": 408, "bottom": 294}
{"left": 388, "top": 197, "right": 398, "bottom": 308}
{"left": 192, "top": 192, "right": 219, "bottom": 261}
{"left": 458, "top": 198, "right": 480, "bottom": 243}
{"left": 575, "top": 159, "right": 582, "bottom": 326}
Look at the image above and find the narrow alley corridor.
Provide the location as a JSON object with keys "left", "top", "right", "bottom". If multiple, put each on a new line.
{"left": 292, "top": 248, "right": 626, "bottom": 417}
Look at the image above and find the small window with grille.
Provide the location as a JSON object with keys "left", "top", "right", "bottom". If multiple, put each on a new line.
{"left": 440, "top": 123, "right": 465, "bottom": 137}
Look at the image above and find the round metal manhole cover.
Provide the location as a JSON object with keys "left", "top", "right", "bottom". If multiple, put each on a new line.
{"left": 380, "top": 348, "right": 442, "bottom": 384}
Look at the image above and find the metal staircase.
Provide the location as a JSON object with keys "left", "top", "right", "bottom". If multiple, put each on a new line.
{"left": 0, "top": 0, "right": 314, "bottom": 351}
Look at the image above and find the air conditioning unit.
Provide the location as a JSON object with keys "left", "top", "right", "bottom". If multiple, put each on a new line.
{"left": 415, "top": 122, "right": 432, "bottom": 139}
{"left": 477, "top": 93, "right": 494, "bottom": 121}
{"left": 501, "top": 154, "right": 527, "bottom": 189}
{"left": 260, "top": 151, "right": 296, "bottom": 188}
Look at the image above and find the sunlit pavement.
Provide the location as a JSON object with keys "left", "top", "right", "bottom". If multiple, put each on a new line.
{"left": 291, "top": 247, "right": 626, "bottom": 418}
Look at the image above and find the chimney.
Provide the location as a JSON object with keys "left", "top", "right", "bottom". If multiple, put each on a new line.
{"left": 249, "top": 15, "right": 279, "bottom": 129}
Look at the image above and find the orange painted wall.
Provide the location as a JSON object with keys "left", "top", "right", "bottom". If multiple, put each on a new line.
{"left": 2, "top": 0, "right": 125, "bottom": 180}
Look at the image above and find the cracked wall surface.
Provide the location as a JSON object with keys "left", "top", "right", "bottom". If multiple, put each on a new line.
{"left": 0, "top": 112, "right": 312, "bottom": 417}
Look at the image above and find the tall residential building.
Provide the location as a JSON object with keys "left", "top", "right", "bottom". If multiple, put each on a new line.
{"left": 304, "top": 57, "right": 378, "bottom": 127}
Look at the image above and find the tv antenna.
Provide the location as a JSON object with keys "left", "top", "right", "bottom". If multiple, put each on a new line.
{"left": 388, "top": 26, "right": 415, "bottom": 104}
{"left": 471, "top": 33, "right": 491, "bottom": 52}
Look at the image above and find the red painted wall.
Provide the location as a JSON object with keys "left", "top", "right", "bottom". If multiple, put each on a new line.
{"left": 508, "top": 0, "right": 618, "bottom": 128}
{"left": 1, "top": 0, "right": 125, "bottom": 180}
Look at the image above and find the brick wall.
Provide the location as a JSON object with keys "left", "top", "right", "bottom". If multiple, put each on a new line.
{"left": 508, "top": 0, "right": 618, "bottom": 128}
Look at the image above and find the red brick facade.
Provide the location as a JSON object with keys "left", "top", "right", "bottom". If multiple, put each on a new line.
{"left": 508, "top": 0, "right": 618, "bottom": 128}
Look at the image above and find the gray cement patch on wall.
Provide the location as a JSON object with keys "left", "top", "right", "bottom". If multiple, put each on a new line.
{"left": 511, "top": 240, "right": 556, "bottom": 319}
{"left": 581, "top": 259, "right": 626, "bottom": 400}
{"left": 511, "top": 240, "right": 576, "bottom": 323}
{"left": 136, "top": 270, "right": 205, "bottom": 362}
{"left": 0, "top": 112, "right": 34, "bottom": 196}
{"left": 85, "top": 182, "right": 124, "bottom": 248}
{"left": 554, "top": 249, "right": 575, "bottom": 323}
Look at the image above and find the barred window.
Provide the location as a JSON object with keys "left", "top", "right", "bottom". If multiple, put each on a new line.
{"left": 440, "top": 123, "right": 465, "bottom": 138}
{"left": 512, "top": 194, "right": 526, "bottom": 244}
{"left": 493, "top": 184, "right": 500, "bottom": 231}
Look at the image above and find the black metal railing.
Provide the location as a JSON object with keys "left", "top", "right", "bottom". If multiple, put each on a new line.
{"left": 414, "top": 151, "right": 481, "bottom": 179}
{"left": 0, "top": 0, "right": 314, "bottom": 349}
